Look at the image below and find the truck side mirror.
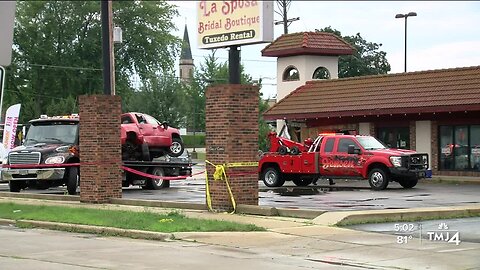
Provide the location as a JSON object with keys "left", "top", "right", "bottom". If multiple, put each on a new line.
{"left": 348, "top": 145, "right": 361, "bottom": 154}
{"left": 161, "top": 121, "right": 168, "bottom": 130}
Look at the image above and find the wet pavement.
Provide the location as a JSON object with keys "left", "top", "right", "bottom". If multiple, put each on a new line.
{"left": 1, "top": 163, "right": 480, "bottom": 211}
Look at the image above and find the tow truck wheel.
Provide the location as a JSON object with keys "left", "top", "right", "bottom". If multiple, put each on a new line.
{"left": 368, "top": 168, "right": 389, "bottom": 190}
{"left": 67, "top": 167, "right": 79, "bottom": 195}
{"left": 145, "top": 167, "right": 169, "bottom": 190}
{"left": 398, "top": 177, "right": 418, "bottom": 189}
{"left": 9, "top": 181, "right": 23, "bottom": 192}
{"left": 292, "top": 178, "right": 313, "bottom": 186}
{"left": 262, "top": 167, "right": 285, "bottom": 187}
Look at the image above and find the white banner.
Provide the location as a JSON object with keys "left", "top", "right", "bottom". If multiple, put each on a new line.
{"left": 2, "top": 104, "right": 21, "bottom": 157}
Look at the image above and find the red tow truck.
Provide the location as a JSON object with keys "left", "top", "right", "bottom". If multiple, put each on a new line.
{"left": 259, "top": 132, "right": 429, "bottom": 190}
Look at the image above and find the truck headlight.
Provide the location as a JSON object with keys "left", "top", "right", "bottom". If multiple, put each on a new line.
{"left": 390, "top": 156, "right": 402, "bottom": 167}
{"left": 45, "top": 156, "right": 65, "bottom": 164}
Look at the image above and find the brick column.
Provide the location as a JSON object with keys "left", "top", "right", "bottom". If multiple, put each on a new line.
{"left": 79, "top": 95, "right": 122, "bottom": 203}
{"left": 206, "top": 84, "right": 259, "bottom": 211}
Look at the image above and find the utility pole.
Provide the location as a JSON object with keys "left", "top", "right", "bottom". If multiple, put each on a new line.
{"left": 274, "top": 0, "right": 299, "bottom": 34}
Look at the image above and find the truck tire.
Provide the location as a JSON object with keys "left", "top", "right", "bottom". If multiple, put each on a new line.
{"left": 261, "top": 166, "right": 285, "bottom": 187}
{"left": 169, "top": 137, "right": 185, "bottom": 157}
{"left": 398, "top": 178, "right": 418, "bottom": 189}
{"left": 292, "top": 178, "right": 313, "bottom": 186}
{"left": 145, "top": 167, "right": 169, "bottom": 190}
{"left": 278, "top": 146, "right": 288, "bottom": 155}
{"left": 67, "top": 167, "right": 79, "bottom": 195}
{"left": 290, "top": 146, "right": 300, "bottom": 155}
{"left": 368, "top": 168, "right": 389, "bottom": 190}
{"left": 9, "top": 181, "right": 23, "bottom": 192}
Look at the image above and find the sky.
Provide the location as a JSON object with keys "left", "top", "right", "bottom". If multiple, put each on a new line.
{"left": 168, "top": 1, "right": 480, "bottom": 99}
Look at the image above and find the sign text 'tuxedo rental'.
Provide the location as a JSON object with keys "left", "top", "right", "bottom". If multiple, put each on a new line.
{"left": 197, "top": 0, "right": 273, "bottom": 49}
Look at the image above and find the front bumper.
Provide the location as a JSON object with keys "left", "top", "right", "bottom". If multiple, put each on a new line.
{"left": 389, "top": 167, "right": 427, "bottom": 179}
{"left": 1, "top": 168, "right": 66, "bottom": 181}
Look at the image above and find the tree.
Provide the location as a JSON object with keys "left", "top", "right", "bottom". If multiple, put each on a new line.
{"left": 124, "top": 72, "right": 186, "bottom": 128}
{"left": 316, "top": 27, "right": 391, "bottom": 78}
{"left": 187, "top": 51, "right": 271, "bottom": 151}
{"left": 5, "top": 1, "right": 180, "bottom": 123}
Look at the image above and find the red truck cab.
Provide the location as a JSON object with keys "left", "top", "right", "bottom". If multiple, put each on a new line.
{"left": 259, "top": 134, "right": 429, "bottom": 190}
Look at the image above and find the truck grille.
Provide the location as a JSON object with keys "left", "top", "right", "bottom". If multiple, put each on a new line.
{"left": 408, "top": 154, "right": 428, "bottom": 169}
{"left": 8, "top": 152, "right": 41, "bottom": 165}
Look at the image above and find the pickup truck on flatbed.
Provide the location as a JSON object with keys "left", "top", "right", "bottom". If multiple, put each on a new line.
{"left": 259, "top": 133, "right": 429, "bottom": 190}
{"left": 1, "top": 114, "right": 192, "bottom": 195}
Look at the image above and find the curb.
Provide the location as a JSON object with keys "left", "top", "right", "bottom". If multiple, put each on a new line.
{"left": 2, "top": 218, "right": 172, "bottom": 241}
{"left": 0, "top": 192, "right": 79, "bottom": 201}
{"left": 109, "top": 198, "right": 208, "bottom": 211}
{"left": 313, "top": 204, "right": 480, "bottom": 226}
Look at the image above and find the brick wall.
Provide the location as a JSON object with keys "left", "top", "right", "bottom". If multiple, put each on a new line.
{"left": 79, "top": 95, "right": 122, "bottom": 203}
{"left": 205, "top": 85, "right": 259, "bottom": 211}
{"left": 409, "top": 121, "right": 416, "bottom": 150}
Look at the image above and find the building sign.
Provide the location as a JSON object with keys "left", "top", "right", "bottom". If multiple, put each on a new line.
{"left": 197, "top": 0, "right": 273, "bottom": 49}
{"left": 0, "top": 1, "right": 16, "bottom": 66}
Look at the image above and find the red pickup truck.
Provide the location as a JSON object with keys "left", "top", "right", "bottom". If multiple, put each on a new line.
{"left": 259, "top": 134, "right": 429, "bottom": 190}
{"left": 121, "top": 112, "right": 184, "bottom": 160}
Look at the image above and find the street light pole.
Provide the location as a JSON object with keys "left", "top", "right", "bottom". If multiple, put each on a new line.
{"left": 395, "top": 12, "right": 417, "bottom": 73}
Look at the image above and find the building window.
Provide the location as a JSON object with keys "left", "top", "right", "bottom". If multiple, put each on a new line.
{"left": 312, "top": 67, "right": 330, "bottom": 79}
{"left": 377, "top": 127, "right": 410, "bottom": 149}
{"left": 283, "top": 66, "right": 300, "bottom": 81}
{"left": 439, "top": 125, "right": 480, "bottom": 171}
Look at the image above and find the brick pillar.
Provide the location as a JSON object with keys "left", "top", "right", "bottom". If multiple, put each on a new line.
{"left": 431, "top": 121, "right": 439, "bottom": 174}
{"left": 79, "top": 95, "right": 122, "bottom": 203}
{"left": 206, "top": 84, "right": 259, "bottom": 211}
{"left": 409, "top": 121, "right": 416, "bottom": 150}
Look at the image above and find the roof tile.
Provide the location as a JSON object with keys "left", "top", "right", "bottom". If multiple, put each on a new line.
{"left": 262, "top": 32, "right": 355, "bottom": 57}
{"left": 264, "top": 66, "right": 480, "bottom": 120}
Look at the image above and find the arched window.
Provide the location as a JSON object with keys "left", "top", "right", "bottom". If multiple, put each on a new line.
{"left": 312, "top": 67, "right": 330, "bottom": 80}
{"left": 283, "top": 66, "right": 300, "bottom": 81}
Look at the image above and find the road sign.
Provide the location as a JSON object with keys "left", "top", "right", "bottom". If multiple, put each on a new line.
{"left": 0, "top": 1, "right": 16, "bottom": 66}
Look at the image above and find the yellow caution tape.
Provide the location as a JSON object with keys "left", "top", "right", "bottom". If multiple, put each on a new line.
{"left": 225, "top": 162, "right": 258, "bottom": 168}
{"left": 204, "top": 160, "right": 258, "bottom": 214}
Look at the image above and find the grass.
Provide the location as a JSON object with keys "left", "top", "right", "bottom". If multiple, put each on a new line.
{"left": 0, "top": 202, "right": 265, "bottom": 233}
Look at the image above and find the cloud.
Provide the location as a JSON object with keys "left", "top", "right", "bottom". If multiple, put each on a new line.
{"left": 390, "top": 41, "right": 480, "bottom": 73}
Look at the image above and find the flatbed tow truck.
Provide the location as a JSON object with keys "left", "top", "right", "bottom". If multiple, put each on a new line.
{"left": 1, "top": 114, "right": 193, "bottom": 195}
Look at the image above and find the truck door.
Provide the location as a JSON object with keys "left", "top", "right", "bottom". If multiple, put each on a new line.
{"left": 135, "top": 114, "right": 156, "bottom": 143}
{"left": 333, "top": 138, "right": 363, "bottom": 177}
{"left": 319, "top": 137, "right": 338, "bottom": 176}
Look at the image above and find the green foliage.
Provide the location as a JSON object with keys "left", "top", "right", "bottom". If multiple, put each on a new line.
{"left": 258, "top": 88, "right": 272, "bottom": 152}
{"left": 182, "top": 134, "right": 206, "bottom": 147}
{"left": 0, "top": 202, "right": 265, "bottom": 232}
{"left": 5, "top": 1, "right": 180, "bottom": 123}
{"left": 124, "top": 72, "right": 187, "bottom": 128}
{"left": 317, "top": 26, "right": 391, "bottom": 78}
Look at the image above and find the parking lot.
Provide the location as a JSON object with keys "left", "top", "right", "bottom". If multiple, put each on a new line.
{"left": 1, "top": 163, "right": 479, "bottom": 211}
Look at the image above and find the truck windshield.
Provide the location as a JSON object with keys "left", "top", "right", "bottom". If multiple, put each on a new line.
{"left": 24, "top": 122, "right": 78, "bottom": 146}
{"left": 357, "top": 136, "right": 387, "bottom": 150}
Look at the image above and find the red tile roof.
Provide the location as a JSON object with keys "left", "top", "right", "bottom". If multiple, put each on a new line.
{"left": 262, "top": 32, "right": 355, "bottom": 57}
{"left": 263, "top": 66, "right": 480, "bottom": 120}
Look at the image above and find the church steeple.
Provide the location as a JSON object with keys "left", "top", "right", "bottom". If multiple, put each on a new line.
{"left": 179, "top": 24, "right": 194, "bottom": 82}
{"left": 181, "top": 25, "right": 192, "bottom": 61}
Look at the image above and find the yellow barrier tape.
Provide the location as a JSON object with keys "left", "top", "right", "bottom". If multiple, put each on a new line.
{"left": 205, "top": 160, "right": 236, "bottom": 214}
{"left": 225, "top": 162, "right": 258, "bottom": 168}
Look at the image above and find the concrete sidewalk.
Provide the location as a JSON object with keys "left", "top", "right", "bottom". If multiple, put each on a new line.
{"left": 0, "top": 195, "right": 479, "bottom": 269}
